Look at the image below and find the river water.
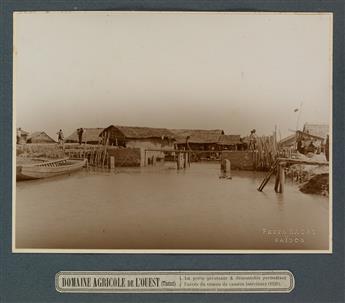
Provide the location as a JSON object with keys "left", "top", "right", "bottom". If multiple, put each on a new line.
{"left": 15, "top": 162, "right": 329, "bottom": 250}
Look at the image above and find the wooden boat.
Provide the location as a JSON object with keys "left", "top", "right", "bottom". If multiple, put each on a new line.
{"left": 16, "top": 158, "right": 87, "bottom": 181}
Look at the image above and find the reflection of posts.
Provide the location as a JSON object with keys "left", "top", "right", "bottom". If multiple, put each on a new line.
{"left": 274, "top": 162, "right": 286, "bottom": 193}
{"left": 110, "top": 156, "right": 115, "bottom": 169}
{"left": 183, "top": 152, "right": 189, "bottom": 169}
{"left": 226, "top": 160, "right": 232, "bottom": 179}
{"left": 220, "top": 159, "right": 232, "bottom": 179}
{"left": 176, "top": 152, "right": 180, "bottom": 169}
{"left": 176, "top": 152, "right": 184, "bottom": 170}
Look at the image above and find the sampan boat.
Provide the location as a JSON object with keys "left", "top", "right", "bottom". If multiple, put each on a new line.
{"left": 16, "top": 158, "right": 87, "bottom": 181}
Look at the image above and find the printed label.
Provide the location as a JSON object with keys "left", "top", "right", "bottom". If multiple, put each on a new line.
{"left": 56, "top": 270, "right": 294, "bottom": 293}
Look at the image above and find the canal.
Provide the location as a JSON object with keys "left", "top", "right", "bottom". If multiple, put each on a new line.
{"left": 15, "top": 162, "right": 329, "bottom": 250}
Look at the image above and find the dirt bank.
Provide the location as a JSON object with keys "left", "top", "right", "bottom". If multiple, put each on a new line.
{"left": 284, "top": 153, "right": 329, "bottom": 196}
{"left": 299, "top": 173, "right": 329, "bottom": 196}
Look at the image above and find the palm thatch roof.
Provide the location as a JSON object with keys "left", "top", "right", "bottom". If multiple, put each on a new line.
{"left": 27, "top": 131, "right": 56, "bottom": 143}
{"left": 101, "top": 125, "right": 175, "bottom": 139}
{"left": 302, "top": 123, "right": 329, "bottom": 139}
{"left": 66, "top": 128, "right": 104, "bottom": 143}
{"left": 170, "top": 129, "right": 224, "bottom": 144}
{"left": 278, "top": 134, "right": 296, "bottom": 147}
{"left": 27, "top": 131, "right": 44, "bottom": 139}
{"left": 218, "top": 134, "right": 242, "bottom": 145}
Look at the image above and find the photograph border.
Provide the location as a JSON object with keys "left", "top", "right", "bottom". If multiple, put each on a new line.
{"left": 11, "top": 10, "right": 333, "bottom": 255}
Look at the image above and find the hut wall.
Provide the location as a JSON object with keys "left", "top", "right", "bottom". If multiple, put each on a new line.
{"left": 125, "top": 138, "right": 172, "bottom": 149}
{"left": 221, "top": 151, "right": 256, "bottom": 170}
{"left": 104, "top": 126, "right": 126, "bottom": 146}
{"left": 66, "top": 138, "right": 100, "bottom": 144}
{"left": 177, "top": 143, "right": 206, "bottom": 150}
{"left": 126, "top": 138, "right": 172, "bottom": 165}
{"left": 107, "top": 148, "right": 141, "bottom": 167}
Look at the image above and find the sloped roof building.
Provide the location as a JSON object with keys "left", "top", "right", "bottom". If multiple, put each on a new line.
{"left": 169, "top": 129, "right": 224, "bottom": 144}
{"left": 302, "top": 123, "right": 329, "bottom": 140}
{"left": 27, "top": 131, "right": 56, "bottom": 143}
{"left": 99, "top": 125, "right": 175, "bottom": 148}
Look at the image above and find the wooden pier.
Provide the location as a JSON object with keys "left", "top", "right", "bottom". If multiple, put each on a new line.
{"left": 258, "top": 157, "right": 329, "bottom": 193}
{"left": 145, "top": 148, "right": 275, "bottom": 170}
{"left": 65, "top": 145, "right": 109, "bottom": 168}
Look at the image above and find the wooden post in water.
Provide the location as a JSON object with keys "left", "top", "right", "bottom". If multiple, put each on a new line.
{"left": 278, "top": 163, "right": 285, "bottom": 193}
{"left": 95, "top": 150, "right": 98, "bottom": 166}
{"left": 220, "top": 159, "right": 225, "bottom": 177}
{"left": 102, "top": 133, "right": 109, "bottom": 168}
{"left": 177, "top": 152, "right": 184, "bottom": 170}
{"left": 176, "top": 152, "right": 180, "bottom": 170}
{"left": 274, "top": 164, "right": 280, "bottom": 193}
{"left": 227, "top": 160, "right": 232, "bottom": 179}
{"left": 110, "top": 156, "right": 115, "bottom": 169}
{"left": 220, "top": 159, "right": 232, "bottom": 179}
{"left": 258, "top": 160, "right": 277, "bottom": 191}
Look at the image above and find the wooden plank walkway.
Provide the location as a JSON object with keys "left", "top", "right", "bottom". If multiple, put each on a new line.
{"left": 276, "top": 157, "right": 329, "bottom": 166}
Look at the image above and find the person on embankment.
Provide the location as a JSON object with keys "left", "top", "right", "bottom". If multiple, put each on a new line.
{"left": 77, "top": 128, "right": 84, "bottom": 145}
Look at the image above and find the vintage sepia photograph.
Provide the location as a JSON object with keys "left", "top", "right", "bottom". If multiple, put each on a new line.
{"left": 13, "top": 11, "right": 332, "bottom": 252}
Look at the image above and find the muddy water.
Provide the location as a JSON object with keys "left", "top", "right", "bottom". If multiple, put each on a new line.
{"left": 15, "top": 162, "right": 329, "bottom": 250}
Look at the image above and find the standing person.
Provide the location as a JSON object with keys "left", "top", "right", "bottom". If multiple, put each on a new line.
{"left": 16, "top": 127, "right": 22, "bottom": 144}
{"left": 77, "top": 128, "right": 84, "bottom": 145}
{"left": 248, "top": 129, "right": 257, "bottom": 150}
{"left": 57, "top": 129, "right": 64, "bottom": 146}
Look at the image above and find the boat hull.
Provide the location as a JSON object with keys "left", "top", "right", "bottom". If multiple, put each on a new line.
{"left": 16, "top": 159, "right": 87, "bottom": 181}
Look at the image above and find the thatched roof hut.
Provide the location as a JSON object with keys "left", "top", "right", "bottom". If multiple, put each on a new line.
{"left": 218, "top": 134, "right": 242, "bottom": 146}
{"left": 100, "top": 125, "right": 175, "bottom": 140}
{"left": 116, "top": 126, "right": 174, "bottom": 139}
{"left": 27, "top": 131, "right": 56, "bottom": 143}
{"left": 65, "top": 128, "right": 104, "bottom": 144}
{"left": 99, "top": 125, "right": 175, "bottom": 147}
{"left": 170, "top": 129, "right": 224, "bottom": 144}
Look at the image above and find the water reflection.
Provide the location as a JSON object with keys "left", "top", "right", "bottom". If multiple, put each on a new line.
{"left": 276, "top": 192, "right": 285, "bottom": 212}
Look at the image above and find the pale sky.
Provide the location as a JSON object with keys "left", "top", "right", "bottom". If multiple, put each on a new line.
{"left": 14, "top": 12, "right": 332, "bottom": 140}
